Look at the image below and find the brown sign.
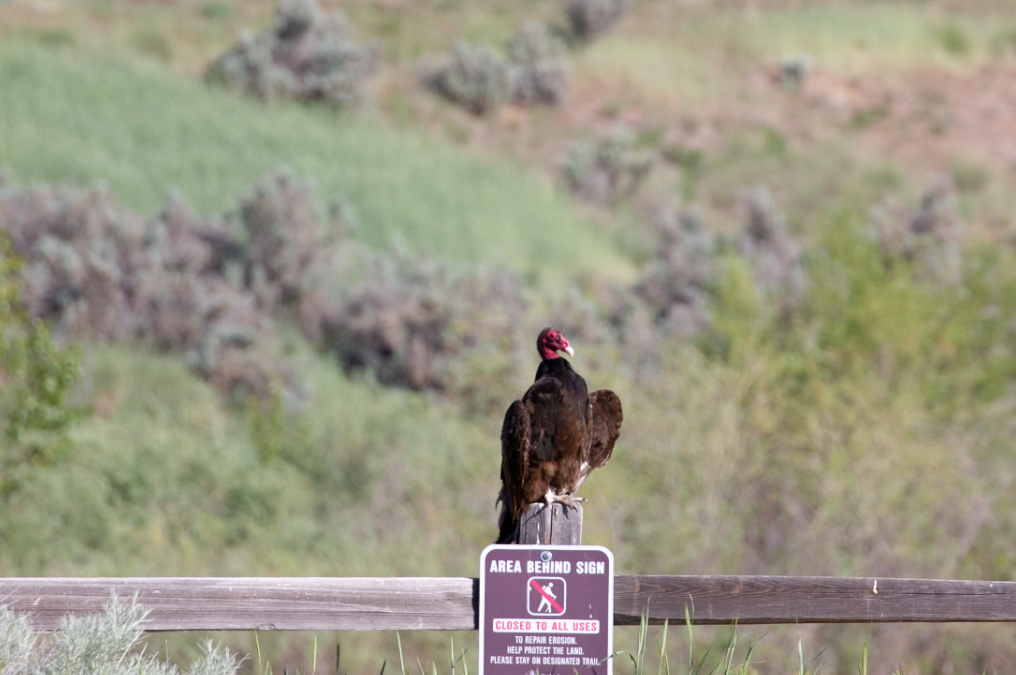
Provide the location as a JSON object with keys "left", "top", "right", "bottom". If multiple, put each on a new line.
{"left": 480, "top": 545, "right": 614, "bottom": 675}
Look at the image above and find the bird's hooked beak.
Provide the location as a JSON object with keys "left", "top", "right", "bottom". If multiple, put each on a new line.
{"left": 563, "top": 345, "right": 574, "bottom": 356}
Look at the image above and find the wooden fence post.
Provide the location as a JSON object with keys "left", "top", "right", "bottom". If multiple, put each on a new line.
{"left": 515, "top": 502, "right": 582, "bottom": 545}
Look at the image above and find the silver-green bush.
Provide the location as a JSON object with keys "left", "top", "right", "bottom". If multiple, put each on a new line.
{"left": 633, "top": 207, "right": 716, "bottom": 336}
{"left": 738, "top": 185, "right": 807, "bottom": 306}
{"left": 0, "top": 169, "right": 348, "bottom": 399}
{"left": 0, "top": 595, "right": 241, "bottom": 675}
{"left": 507, "top": 21, "right": 569, "bottom": 106}
{"left": 424, "top": 41, "right": 511, "bottom": 116}
{"left": 0, "top": 182, "right": 275, "bottom": 397}
{"left": 870, "top": 176, "right": 963, "bottom": 284}
{"left": 207, "top": 0, "right": 376, "bottom": 106}
{"left": 560, "top": 126, "right": 655, "bottom": 204}
{"left": 319, "top": 248, "right": 527, "bottom": 395}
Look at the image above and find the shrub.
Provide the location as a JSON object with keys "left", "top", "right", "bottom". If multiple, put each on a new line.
{"left": 220, "top": 169, "right": 338, "bottom": 311}
{"left": 779, "top": 55, "right": 810, "bottom": 91}
{"left": 317, "top": 248, "right": 527, "bottom": 394}
{"left": 605, "top": 292, "right": 662, "bottom": 380}
{"left": 565, "top": 0, "right": 628, "bottom": 42}
{"left": 207, "top": 0, "right": 376, "bottom": 106}
{"left": 0, "top": 177, "right": 310, "bottom": 398}
{"left": 0, "top": 594, "right": 241, "bottom": 675}
{"left": 0, "top": 169, "right": 367, "bottom": 400}
{"left": 738, "top": 185, "right": 806, "bottom": 305}
{"left": 937, "top": 21, "right": 971, "bottom": 56}
{"left": 870, "top": 176, "right": 963, "bottom": 284}
{"left": 424, "top": 41, "right": 511, "bottom": 115}
{"left": 561, "top": 126, "right": 655, "bottom": 205}
{"left": 507, "top": 21, "right": 569, "bottom": 106}
{"left": 2, "top": 184, "right": 145, "bottom": 341}
{"left": 633, "top": 206, "right": 715, "bottom": 336}
{"left": 0, "top": 233, "right": 81, "bottom": 499}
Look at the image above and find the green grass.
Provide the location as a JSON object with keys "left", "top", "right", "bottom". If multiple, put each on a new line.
{"left": 581, "top": 3, "right": 1014, "bottom": 109}
{"left": 746, "top": 5, "right": 982, "bottom": 68}
{"left": 0, "top": 340, "right": 502, "bottom": 578}
{"left": 0, "top": 41, "right": 633, "bottom": 284}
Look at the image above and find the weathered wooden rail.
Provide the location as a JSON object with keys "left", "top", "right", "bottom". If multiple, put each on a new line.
{"left": 5, "top": 575, "right": 1016, "bottom": 632}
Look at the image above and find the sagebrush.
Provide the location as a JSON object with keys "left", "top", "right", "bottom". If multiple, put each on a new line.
{"left": 424, "top": 41, "right": 511, "bottom": 115}
{"left": 0, "top": 594, "right": 242, "bottom": 675}
{"left": 207, "top": 0, "right": 376, "bottom": 106}
{"left": 561, "top": 127, "right": 655, "bottom": 205}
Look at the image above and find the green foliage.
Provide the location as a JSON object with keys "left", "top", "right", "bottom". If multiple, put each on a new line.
{"left": 936, "top": 21, "right": 971, "bottom": 56}
{"left": 0, "top": 342, "right": 499, "bottom": 578}
{"left": 597, "top": 209, "right": 1016, "bottom": 669}
{"left": 0, "top": 233, "right": 81, "bottom": 498}
{"left": 0, "top": 594, "right": 241, "bottom": 675}
{"left": 199, "top": 1, "right": 232, "bottom": 22}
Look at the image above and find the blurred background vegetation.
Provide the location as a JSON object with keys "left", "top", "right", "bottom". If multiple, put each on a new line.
{"left": 3, "top": 0, "right": 1016, "bottom": 672}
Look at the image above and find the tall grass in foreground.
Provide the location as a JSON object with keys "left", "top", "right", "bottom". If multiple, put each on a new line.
{"left": 612, "top": 607, "right": 762, "bottom": 675}
{"left": 371, "top": 609, "right": 847, "bottom": 675}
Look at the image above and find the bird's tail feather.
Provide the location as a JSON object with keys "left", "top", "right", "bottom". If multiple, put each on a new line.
{"left": 496, "top": 511, "right": 518, "bottom": 544}
{"left": 495, "top": 487, "right": 518, "bottom": 544}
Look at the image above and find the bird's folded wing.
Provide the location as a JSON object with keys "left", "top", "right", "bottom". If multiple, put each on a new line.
{"left": 588, "top": 389, "right": 623, "bottom": 468}
{"left": 500, "top": 399, "right": 532, "bottom": 521}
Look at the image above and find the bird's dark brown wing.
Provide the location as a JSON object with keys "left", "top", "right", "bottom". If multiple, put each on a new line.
{"left": 588, "top": 389, "right": 623, "bottom": 468}
{"left": 497, "top": 399, "right": 531, "bottom": 543}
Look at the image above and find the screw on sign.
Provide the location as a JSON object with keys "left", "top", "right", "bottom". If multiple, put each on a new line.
{"left": 480, "top": 545, "right": 614, "bottom": 675}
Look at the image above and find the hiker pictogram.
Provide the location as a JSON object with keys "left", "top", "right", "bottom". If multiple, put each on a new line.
{"left": 527, "top": 576, "right": 566, "bottom": 616}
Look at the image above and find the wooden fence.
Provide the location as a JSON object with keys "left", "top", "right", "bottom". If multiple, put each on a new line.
{"left": 5, "top": 575, "right": 1016, "bottom": 632}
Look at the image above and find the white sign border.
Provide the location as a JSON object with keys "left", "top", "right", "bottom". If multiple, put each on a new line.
{"left": 479, "top": 544, "right": 614, "bottom": 675}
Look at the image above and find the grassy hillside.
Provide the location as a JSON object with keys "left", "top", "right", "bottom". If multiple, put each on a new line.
{"left": 5, "top": 0, "right": 1016, "bottom": 672}
{"left": 0, "top": 42, "right": 632, "bottom": 282}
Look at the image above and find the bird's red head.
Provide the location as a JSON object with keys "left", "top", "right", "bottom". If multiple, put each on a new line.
{"left": 537, "top": 327, "right": 574, "bottom": 360}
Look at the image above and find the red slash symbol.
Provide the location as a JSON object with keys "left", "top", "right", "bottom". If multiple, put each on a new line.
{"left": 529, "top": 578, "right": 565, "bottom": 614}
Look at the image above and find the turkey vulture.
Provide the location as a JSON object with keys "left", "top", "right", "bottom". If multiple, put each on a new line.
{"left": 496, "top": 327, "right": 623, "bottom": 544}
